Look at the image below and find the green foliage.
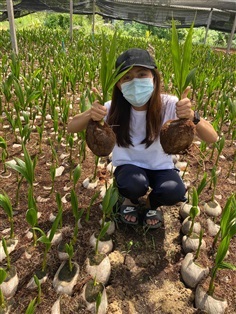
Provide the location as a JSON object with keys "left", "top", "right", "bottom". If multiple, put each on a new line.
{"left": 0, "top": 192, "right": 14, "bottom": 238}
{"left": 208, "top": 194, "right": 236, "bottom": 296}
{"left": 171, "top": 19, "right": 196, "bottom": 98}
{"left": 44, "top": 13, "right": 70, "bottom": 29}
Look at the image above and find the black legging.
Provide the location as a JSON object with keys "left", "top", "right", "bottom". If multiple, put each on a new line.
{"left": 114, "top": 164, "right": 187, "bottom": 209}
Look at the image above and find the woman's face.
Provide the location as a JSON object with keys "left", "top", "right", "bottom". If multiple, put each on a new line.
{"left": 117, "top": 66, "right": 154, "bottom": 110}
{"left": 118, "top": 66, "right": 153, "bottom": 88}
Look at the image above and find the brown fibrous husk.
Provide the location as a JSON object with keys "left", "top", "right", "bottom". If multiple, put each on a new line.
{"left": 160, "top": 119, "right": 195, "bottom": 154}
{"left": 86, "top": 119, "right": 116, "bottom": 157}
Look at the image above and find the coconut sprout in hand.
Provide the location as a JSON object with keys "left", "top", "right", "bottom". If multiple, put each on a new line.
{"left": 67, "top": 48, "right": 217, "bottom": 228}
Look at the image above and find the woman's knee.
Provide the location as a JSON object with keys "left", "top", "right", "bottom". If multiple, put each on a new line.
{"left": 115, "top": 165, "right": 149, "bottom": 197}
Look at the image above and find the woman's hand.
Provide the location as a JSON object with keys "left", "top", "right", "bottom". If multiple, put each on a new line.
{"left": 176, "top": 87, "right": 194, "bottom": 120}
{"left": 91, "top": 100, "right": 107, "bottom": 121}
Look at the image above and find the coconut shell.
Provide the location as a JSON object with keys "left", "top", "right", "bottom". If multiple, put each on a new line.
{"left": 86, "top": 119, "right": 116, "bottom": 157}
{"left": 160, "top": 119, "right": 195, "bottom": 154}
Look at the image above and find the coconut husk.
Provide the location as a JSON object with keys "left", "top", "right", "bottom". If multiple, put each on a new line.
{"left": 160, "top": 119, "right": 195, "bottom": 154}
{"left": 85, "top": 119, "right": 116, "bottom": 157}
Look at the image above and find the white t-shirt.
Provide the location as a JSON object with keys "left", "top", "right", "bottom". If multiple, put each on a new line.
{"left": 104, "top": 94, "right": 178, "bottom": 170}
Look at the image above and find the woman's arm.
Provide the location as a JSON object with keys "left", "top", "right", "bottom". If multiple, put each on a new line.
{"left": 67, "top": 100, "right": 107, "bottom": 133}
{"left": 190, "top": 111, "right": 218, "bottom": 143}
{"left": 176, "top": 88, "right": 218, "bottom": 144}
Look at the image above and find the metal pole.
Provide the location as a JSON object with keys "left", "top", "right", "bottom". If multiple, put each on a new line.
{"left": 204, "top": 9, "right": 213, "bottom": 45}
{"left": 226, "top": 13, "right": 236, "bottom": 54}
{"left": 6, "top": 0, "right": 18, "bottom": 55}
{"left": 70, "top": 0, "right": 73, "bottom": 41}
{"left": 92, "top": 0, "right": 96, "bottom": 35}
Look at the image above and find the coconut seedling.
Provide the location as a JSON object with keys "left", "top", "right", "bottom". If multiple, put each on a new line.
{"left": 4, "top": 110, "right": 18, "bottom": 143}
{"left": 25, "top": 297, "right": 37, "bottom": 314}
{"left": 36, "top": 125, "right": 44, "bottom": 154}
{"left": 0, "top": 238, "right": 19, "bottom": 300}
{"left": 187, "top": 187, "right": 200, "bottom": 238}
{"left": 33, "top": 204, "right": 63, "bottom": 273}
{"left": 26, "top": 206, "right": 38, "bottom": 247}
{"left": 94, "top": 221, "right": 111, "bottom": 256}
{"left": 70, "top": 189, "right": 84, "bottom": 246}
{"left": 160, "top": 19, "right": 196, "bottom": 154}
{"left": 48, "top": 138, "right": 59, "bottom": 167}
{"left": 0, "top": 137, "right": 8, "bottom": 173}
{"left": 0, "top": 192, "right": 14, "bottom": 239}
{"left": 208, "top": 198, "right": 236, "bottom": 296}
{"left": 53, "top": 240, "right": 80, "bottom": 296}
{"left": 213, "top": 135, "right": 225, "bottom": 169}
{"left": 24, "top": 276, "right": 40, "bottom": 312}
{"left": 65, "top": 243, "right": 74, "bottom": 272}
{"left": 2, "top": 74, "right": 13, "bottom": 111}
{"left": 33, "top": 275, "right": 41, "bottom": 304}
{"left": 6, "top": 144, "right": 37, "bottom": 206}
{"left": 195, "top": 195, "right": 236, "bottom": 312}
{"left": 203, "top": 165, "right": 222, "bottom": 217}
{"left": 100, "top": 183, "right": 118, "bottom": 229}
{"left": 86, "top": 31, "right": 130, "bottom": 157}
{"left": 49, "top": 164, "right": 56, "bottom": 195}
{"left": 212, "top": 194, "right": 236, "bottom": 250}
{"left": 0, "top": 268, "right": 7, "bottom": 310}
{"left": 182, "top": 187, "right": 206, "bottom": 254}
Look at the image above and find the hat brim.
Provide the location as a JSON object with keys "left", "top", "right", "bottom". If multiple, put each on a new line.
{"left": 119, "top": 64, "right": 156, "bottom": 73}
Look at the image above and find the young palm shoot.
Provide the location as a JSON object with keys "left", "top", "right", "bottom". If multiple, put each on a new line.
{"left": 2, "top": 238, "right": 11, "bottom": 271}
{"left": 33, "top": 275, "right": 41, "bottom": 304}
{"left": 214, "top": 135, "right": 225, "bottom": 168}
{"left": 73, "top": 163, "right": 81, "bottom": 190}
{"left": 207, "top": 227, "right": 236, "bottom": 296}
{"left": 95, "top": 221, "right": 111, "bottom": 256}
{"left": 212, "top": 194, "right": 236, "bottom": 249}
{"left": 187, "top": 187, "right": 199, "bottom": 237}
{"left": 65, "top": 243, "right": 74, "bottom": 272}
{"left": 25, "top": 297, "right": 37, "bottom": 314}
{"left": 48, "top": 138, "right": 59, "bottom": 167}
{"left": 196, "top": 172, "right": 208, "bottom": 197}
{"left": 92, "top": 155, "right": 100, "bottom": 182}
{"left": 86, "top": 31, "right": 131, "bottom": 157}
{"left": 209, "top": 166, "right": 217, "bottom": 202}
{"left": 49, "top": 164, "right": 56, "bottom": 195}
{"left": 33, "top": 205, "right": 62, "bottom": 272}
{"left": 0, "top": 192, "right": 14, "bottom": 239}
{"left": 101, "top": 184, "right": 119, "bottom": 228}
{"left": 0, "top": 268, "right": 7, "bottom": 310}
{"left": 0, "top": 136, "right": 8, "bottom": 173}
{"left": 26, "top": 207, "right": 38, "bottom": 246}
{"left": 70, "top": 189, "right": 84, "bottom": 246}
{"left": 160, "top": 19, "right": 196, "bottom": 154}
{"left": 96, "top": 292, "right": 102, "bottom": 314}
{"left": 6, "top": 144, "right": 37, "bottom": 202}
{"left": 36, "top": 125, "right": 44, "bottom": 154}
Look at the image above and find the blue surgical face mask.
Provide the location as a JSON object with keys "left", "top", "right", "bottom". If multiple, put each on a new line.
{"left": 121, "top": 77, "right": 154, "bottom": 107}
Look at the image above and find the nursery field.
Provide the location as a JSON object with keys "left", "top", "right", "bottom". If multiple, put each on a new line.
{"left": 0, "top": 28, "right": 236, "bottom": 314}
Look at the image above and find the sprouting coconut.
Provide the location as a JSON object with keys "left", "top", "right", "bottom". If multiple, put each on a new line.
{"left": 160, "top": 20, "right": 196, "bottom": 155}
{"left": 85, "top": 32, "right": 129, "bottom": 157}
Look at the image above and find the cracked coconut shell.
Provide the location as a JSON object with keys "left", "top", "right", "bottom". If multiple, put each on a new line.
{"left": 160, "top": 118, "right": 195, "bottom": 154}
{"left": 86, "top": 119, "right": 116, "bottom": 157}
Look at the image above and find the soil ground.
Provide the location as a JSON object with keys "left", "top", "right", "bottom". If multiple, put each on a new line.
{"left": 0, "top": 110, "right": 235, "bottom": 314}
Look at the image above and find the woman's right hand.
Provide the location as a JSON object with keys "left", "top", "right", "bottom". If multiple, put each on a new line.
{"left": 90, "top": 100, "right": 107, "bottom": 121}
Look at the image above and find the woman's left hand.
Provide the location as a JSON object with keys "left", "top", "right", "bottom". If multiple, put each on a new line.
{"left": 176, "top": 87, "right": 194, "bottom": 120}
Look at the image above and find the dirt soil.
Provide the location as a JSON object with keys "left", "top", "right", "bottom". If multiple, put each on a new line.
{"left": 0, "top": 114, "right": 235, "bottom": 314}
